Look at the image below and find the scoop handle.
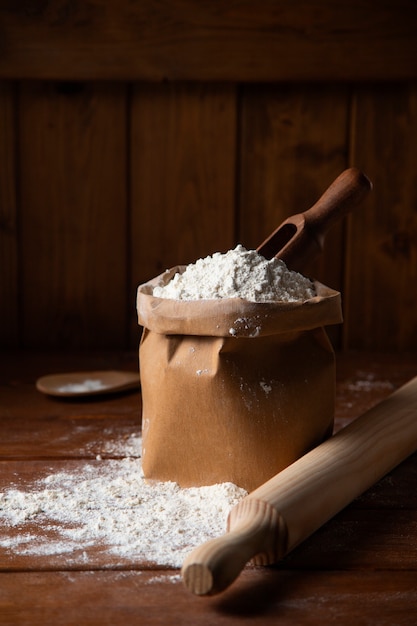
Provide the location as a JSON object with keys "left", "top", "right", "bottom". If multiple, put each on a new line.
{"left": 302, "top": 167, "right": 372, "bottom": 240}
{"left": 257, "top": 168, "right": 372, "bottom": 269}
{"left": 182, "top": 375, "right": 417, "bottom": 596}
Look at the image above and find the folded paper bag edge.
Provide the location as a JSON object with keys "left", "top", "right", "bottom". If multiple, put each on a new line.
{"left": 136, "top": 268, "right": 342, "bottom": 337}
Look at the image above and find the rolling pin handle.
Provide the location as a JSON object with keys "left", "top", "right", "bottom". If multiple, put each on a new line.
{"left": 181, "top": 499, "right": 287, "bottom": 596}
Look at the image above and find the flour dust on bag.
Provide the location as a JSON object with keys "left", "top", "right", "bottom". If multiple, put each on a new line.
{"left": 137, "top": 266, "right": 342, "bottom": 492}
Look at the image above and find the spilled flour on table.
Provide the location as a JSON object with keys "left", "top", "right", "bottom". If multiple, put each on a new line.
{"left": 0, "top": 437, "right": 246, "bottom": 568}
{"left": 91, "top": 432, "right": 143, "bottom": 458}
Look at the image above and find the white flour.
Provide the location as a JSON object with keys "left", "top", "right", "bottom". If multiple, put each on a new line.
{"left": 0, "top": 438, "right": 247, "bottom": 569}
{"left": 56, "top": 379, "right": 107, "bottom": 393}
{"left": 153, "top": 245, "right": 315, "bottom": 302}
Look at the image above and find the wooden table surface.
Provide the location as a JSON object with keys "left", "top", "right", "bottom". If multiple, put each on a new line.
{"left": 0, "top": 350, "right": 416, "bottom": 625}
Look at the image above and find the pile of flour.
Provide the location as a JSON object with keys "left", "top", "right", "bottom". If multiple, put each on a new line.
{"left": 153, "top": 245, "right": 315, "bottom": 302}
{"left": 0, "top": 438, "right": 246, "bottom": 569}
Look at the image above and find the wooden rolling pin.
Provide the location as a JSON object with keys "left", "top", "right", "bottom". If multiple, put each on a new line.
{"left": 182, "top": 375, "right": 417, "bottom": 596}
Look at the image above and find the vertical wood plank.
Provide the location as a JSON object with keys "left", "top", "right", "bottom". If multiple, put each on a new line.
{"left": 19, "top": 82, "right": 128, "bottom": 349}
{"left": 239, "top": 85, "right": 350, "bottom": 285}
{"left": 130, "top": 82, "right": 237, "bottom": 345}
{"left": 345, "top": 83, "right": 417, "bottom": 350}
{"left": 239, "top": 85, "right": 349, "bottom": 346}
{"left": 0, "top": 82, "right": 18, "bottom": 347}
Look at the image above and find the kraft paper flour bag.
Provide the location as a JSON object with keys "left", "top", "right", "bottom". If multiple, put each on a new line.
{"left": 137, "top": 250, "right": 342, "bottom": 492}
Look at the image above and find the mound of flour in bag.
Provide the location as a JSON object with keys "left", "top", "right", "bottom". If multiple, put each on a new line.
{"left": 153, "top": 245, "right": 315, "bottom": 302}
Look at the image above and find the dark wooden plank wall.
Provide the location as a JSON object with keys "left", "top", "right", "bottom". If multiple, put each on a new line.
{"left": 0, "top": 2, "right": 416, "bottom": 351}
{"left": 1, "top": 1, "right": 416, "bottom": 81}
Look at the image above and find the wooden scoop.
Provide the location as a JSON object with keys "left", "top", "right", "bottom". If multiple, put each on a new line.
{"left": 182, "top": 375, "right": 417, "bottom": 596}
{"left": 257, "top": 167, "right": 372, "bottom": 271}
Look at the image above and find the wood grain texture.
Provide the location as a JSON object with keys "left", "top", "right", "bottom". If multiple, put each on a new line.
{"left": 130, "top": 82, "right": 236, "bottom": 341}
{"left": 0, "top": 351, "right": 140, "bottom": 458}
{"left": 1, "top": 1, "right": 417, "bottom": 81}
{"left": 239, "top": 85, "right": 349, "bottom": 346}
{"left": 1, "top": 79, "right": 416, "bottom": 350}
{"left": 281, "top": 505, "right": 417, "bottom": 570}
{"left": 1, "top": 350, "right": 415, "bottom": 459}
{"left": 18, "top": 82, "right": 128, "bottom": 349}
{"left": 0, "top": 82, "right": 18, "bottom": 347}
{"left": 0, "top": 351, "right": 416, "bottom": 623}
{"left": 0, "top": 570, "right": 415, "bottom": 626}
{"left": 344, "top": 84, "right": 417, "bottom": 350}
{"left": 239, "top": 85, "right": 349, "bottom": 287}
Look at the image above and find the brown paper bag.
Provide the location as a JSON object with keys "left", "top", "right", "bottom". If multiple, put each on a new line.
{"left": 137, "top": 266, "right": 343, "bottom": 492}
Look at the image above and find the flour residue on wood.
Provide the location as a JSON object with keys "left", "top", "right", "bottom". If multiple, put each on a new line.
{"left": 55, "top": 379, "right": 108, "bottom": 393}
{"left": 153, "top": 245, "right": 315, "bottom": 303}
{"left": 0, "top": 438, "right": 247, "bottom": 568}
